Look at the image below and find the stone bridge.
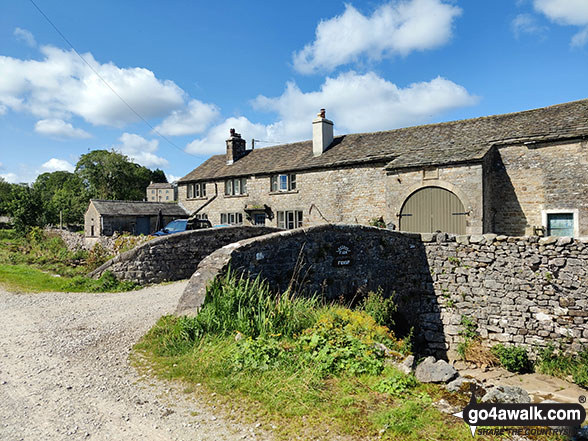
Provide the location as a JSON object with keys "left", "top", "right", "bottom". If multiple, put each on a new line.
{"left": 175, "top": 224, "right": 588, "bottom": 359}
{"left": 89, "top": 226, "right": 279, "bottom": 285}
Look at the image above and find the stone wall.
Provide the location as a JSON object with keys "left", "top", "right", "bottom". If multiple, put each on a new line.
{"left": 176, "top": 225, "right": 588, "bottom": 359}
{"left": 491, "top": 140, "right": 588, "bottom": 236}
{"left": 88, "top": 226, "right": 279, "bottom": 284}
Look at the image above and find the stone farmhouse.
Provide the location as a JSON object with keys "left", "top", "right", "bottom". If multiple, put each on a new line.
{"left": 146, "top": 182, "right": 177, "bottom": 202}
{"left": 178, "top": 99, "right": 588, "bottom": 237}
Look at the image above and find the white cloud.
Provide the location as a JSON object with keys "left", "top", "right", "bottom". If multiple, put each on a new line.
{"left": 253, "top": 71, "right": 478, "bottom": 138}
{"left": 512, "top": 13, "right": 547, "bottom": 37}
{"left": 0, "top": 45, "right": 185, "bottom": 127}
{"left": 293, "top": 0, "right": 462, "bottom": 74}
{"left": 0, "top": 173, "right": 19, "bottom": 183}
{"left": 186, "top": 71, "right": 477, "bottom": 155}
{"left": 116, "top": 133, "right": 169, "bottom": 168}
{"left": 40, "top": 158, "right": 75, "bottom": 173}
{"left": 0, "top": 104, "right": 7, "bottom": 115}
{"left": 533, "top": 0, "right": 588, "bottom": 46}
{"left": 166, "top": 174, "right": 181, "bottom": 183}
{"left": 185, "top": 117, "right": 271, "bottom": 155}
{"left": 34, "top": 118, "right": 91, "bottom": 139}
{"left": 155, "top": 99, "right": 220, "bottom": 136}
{"left": 14, "top": 28, "right": 36, "bottom": 47}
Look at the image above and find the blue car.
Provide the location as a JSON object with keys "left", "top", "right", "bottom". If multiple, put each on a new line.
{"left": 154, "top": 218, "right": 212, "bottom": 236}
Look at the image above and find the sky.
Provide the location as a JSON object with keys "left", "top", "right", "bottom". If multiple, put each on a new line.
{"left": 0, "top": 0, "right": 587, "bottom": 184}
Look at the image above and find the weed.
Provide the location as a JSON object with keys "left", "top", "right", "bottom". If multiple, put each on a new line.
{"left": 491, "top": 344, "right": 533, "bottom": 373}
{"left": 536, "top": 345, "right": 588, "bottom": 388}
{"left": 457, "top": 315, "right": 479, "bottom": 360}
{"left": 374, "top": 370, "right": 417, "bottom": 397}
{"left": 448, "top": 256, "right": 461, "bottom": 266}
{"left": 360, "top": 288, "right": 397, "bottom": 329}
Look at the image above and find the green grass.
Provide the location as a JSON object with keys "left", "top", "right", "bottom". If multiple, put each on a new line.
{"left": 536, "top": 345, "right": 588, "bottom": 388}
{"left": 134, "top": 272, "right": 498, "bottom": 440}
{"left": 0, "top": 264, "right": 138, "bottom": 293}
{"left": 0, "top": 228, "right": 138, "bottom": 293}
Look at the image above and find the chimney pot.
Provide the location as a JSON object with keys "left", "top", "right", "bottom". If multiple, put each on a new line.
{"left": 312, "top": 108, "right": 333, "bottom": 156}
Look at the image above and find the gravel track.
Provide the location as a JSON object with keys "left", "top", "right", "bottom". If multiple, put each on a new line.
{"left": 0, "top": 282, "right": 271, "bottom": 441}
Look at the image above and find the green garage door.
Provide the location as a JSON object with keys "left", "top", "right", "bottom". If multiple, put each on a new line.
{"left": 399, "top": 187, "right": 467, "bottom": 234}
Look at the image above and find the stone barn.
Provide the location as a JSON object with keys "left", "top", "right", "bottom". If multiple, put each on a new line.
{"left": 84, "top": 200, "right": 188, "bottom": 237}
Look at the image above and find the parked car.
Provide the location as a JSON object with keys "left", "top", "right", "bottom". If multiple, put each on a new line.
{"left": 154, "top": 218, "right": 212, "bottom": 236}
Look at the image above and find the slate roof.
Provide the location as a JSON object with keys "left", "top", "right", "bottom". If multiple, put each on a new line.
{"left": 179, "top": 98, "right": 588, "bottom": 182}
{"left": 90, "top": 200, "right": 187, "bottom": 217}
{"left": 147, "top": 182, "right": 175, "bottom": 189}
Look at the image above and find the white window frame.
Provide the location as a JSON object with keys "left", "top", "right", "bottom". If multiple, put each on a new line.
{"left": 225, "top": 178, "right": 247, "bottom": 196}
{"left": 277, "top": 210, "right": 303, "bottom": 229}
{"left": 271, "top": 174, "right": 296, "bottom": 192}
{"left": 220, "top": 212, "right": 243, "bottom": 225}
{"left": 542, "top": 209, "right": 579, "bottom": 238}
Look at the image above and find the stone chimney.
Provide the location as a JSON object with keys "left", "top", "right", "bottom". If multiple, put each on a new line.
{"left": 226, "top": 128, "right": 247, "bottom": 165}
{"left": 312, "top": 108, "right": 333, "bottom": 156}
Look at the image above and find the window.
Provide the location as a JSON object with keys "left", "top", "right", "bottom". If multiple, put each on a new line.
{"left": 225, "top": 178, "right": 247, "bottom": 196}
{"left": 165, "top": 196, "right": 169, "bottom": 200}
{"left": 271, "top": 174, "right": 296, "bottom": 192}
{"left": 220, "top": 212, "right": 243, "bottom": 225}
{"left": 151, "top": 189, "right": 155, "bottom": 194}
{"left": 277, "top": 210, "right": 303, "bottom": 229}
{"left": 195, "top": 213, "right": 208, "bottom": 220}
{"left": 253, "top": 213, "right": 266, "bottom": 225}
{"left": 547, "top": 213, "right": 574, "bottom": 237}
{"left": 187, "top": 182, "right": 206, "bottom": 199}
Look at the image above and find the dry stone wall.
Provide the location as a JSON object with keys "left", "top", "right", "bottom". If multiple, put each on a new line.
{"left": 176, "top": 225, "right": 588, "bottom": 359}
{"left": 88, "top": 226, "right": 279, "bottom": 284}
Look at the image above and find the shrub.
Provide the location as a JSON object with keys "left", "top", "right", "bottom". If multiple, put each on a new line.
{"left": 360, "top": 288, "right": 397, "bottom": 329}
{"left": 491, "top": 344, "right": 532, "bottom": 373}
{"left": 297, "top": 308, "right": 406, "bottom": 377}
{"left": 368, "top": 217, "right": 386, "bottom": 228}
{"left": 375, "top": 370, "right": 418, "bottom": 396}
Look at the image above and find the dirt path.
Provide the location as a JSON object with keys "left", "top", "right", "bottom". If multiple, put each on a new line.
{"left": 0, "top": 283, "right": 270, "bottom": 441}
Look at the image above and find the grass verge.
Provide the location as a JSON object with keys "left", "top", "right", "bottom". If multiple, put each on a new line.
{"left": 134, "top": 271, "right": 498, "bottom": 440}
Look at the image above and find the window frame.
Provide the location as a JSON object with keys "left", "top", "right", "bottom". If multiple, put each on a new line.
{"left": 270, "top": 173, "right": 296, "bottom": 192}
{"left": 276, "top": 210, "right": 303, "bottom": 229}
{"left": 220, "top": 212, "right": 243, "bottom": 225}
{"left": 187, "top": 182, "right": 206, "bottom": 199}
{"left": 542, "top": 209, "right": 578, "bottom": 238}
{"left": 224, "top": 177, "right": 247, "bottom": 196}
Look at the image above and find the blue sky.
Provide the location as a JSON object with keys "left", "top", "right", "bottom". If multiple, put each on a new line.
{"left": 1, "top": 0, "right": 587, "bottom": 184}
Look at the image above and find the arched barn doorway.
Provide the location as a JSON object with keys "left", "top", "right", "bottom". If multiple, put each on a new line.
{"left": 399, "top": 186, "right": 467, "bottom": 234}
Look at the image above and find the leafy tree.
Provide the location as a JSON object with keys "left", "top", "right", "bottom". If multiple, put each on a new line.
{"left": 0, "top": 177, "right": 13, "bottom": 215}
{"left": 150, "top": 168, "right": 168, "bottom": 183}
{"left": 75, "top": 149, "right": 154, "bottom": 201}
{"left": 6, "top": 184, "right": 43, "bottom": 234}
{"left": 33, "top": 171, "right": 88, "bottom": 225}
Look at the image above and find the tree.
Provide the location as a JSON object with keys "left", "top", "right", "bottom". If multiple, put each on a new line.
{"left": 33, "top": 171, "right": 88, "bottom": 225}
{"left": 0, "top": 177, "right": 13, "bottom": 215}
{"left": 150, "top": 168, "right": 168, "bottom": 183}
{"left": 6, "top": 184, "right": 43, "bottom": 234}
{"left": 75, "top": 149, "right": 154, "bottom": 201}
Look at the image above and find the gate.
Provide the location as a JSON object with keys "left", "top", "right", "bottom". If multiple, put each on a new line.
{"left": 399, "top": 187, "right": 467, "bottom": 234}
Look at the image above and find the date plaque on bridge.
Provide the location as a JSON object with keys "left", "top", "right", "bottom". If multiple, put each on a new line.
{"left": 333, "top": 244, "right": 353, "bottom": 267}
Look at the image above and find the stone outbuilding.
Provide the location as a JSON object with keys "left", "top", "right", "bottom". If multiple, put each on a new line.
{"left": 84, "top": 200, "right": 188, "bottom": 237}
{"left": 178, "top": 99, "right": 588, "bottom": 237}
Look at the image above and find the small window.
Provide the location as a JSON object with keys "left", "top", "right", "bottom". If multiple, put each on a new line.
{"left": 165, "top": 196, "right": 169, "bottom": 200}
{"left": 277, "top": 210, "right": 303, "bottom": 229}
{"left": 195, "top": 213, "right": 208, "bottom": 220}
{"left": 151, "top": 189, "right": 155, "bottom": 194}
{"left": 225, "top": 178, "right": 247, "bottom": 196}
{"left": 547, "top": 213, "right": 574, "bottom": 237}
{"left": 220, "top": 212, "right": 243, "bottom": 225}
{"left": 271, "top": 174, "right": 296, "bottom": 192}
{"left": 187, "top": 183, "right": 206, "bottom": 199}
